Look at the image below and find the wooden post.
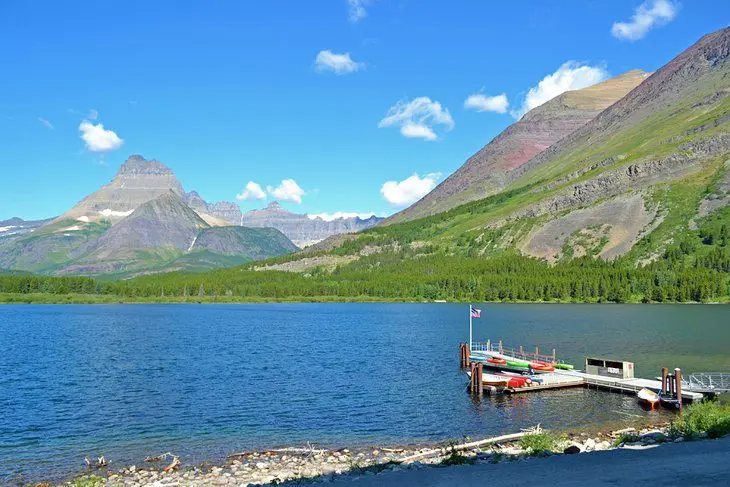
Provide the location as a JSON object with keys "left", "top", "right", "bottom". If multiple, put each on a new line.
{"left": 661, "top": 367, "right": 668, "bottom": 395}
{"left": 465, "top": 343, "right": 471, "bottom": 367}
{"left": 675, "top": 368, "right": 682, "bottom": 408}
{"left": 552, "top": 349, "right": 556, "bottom": 363}
{"left": 460, "top": 343, "right": 465, "bottom": 367}
{"left": 487, "top": 339, "right": 491, "bottom": 351}
{"left": 477, "top": 362, "right": 484, "bottom": 396}
{"left": 535, "top": 346, "right": 539, "bottom": 360}
{"left": 498, "top": 340, "right": 503, "bottom": 354}
{"left": 470, "top": 362, "right": 476, "bottom": 393}
{"left": 519, "top": 345, "right": 523, "bottom": 357}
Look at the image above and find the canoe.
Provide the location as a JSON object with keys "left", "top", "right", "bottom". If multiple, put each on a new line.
{"left": 466, "top": 371, "right": 510, "bottom": 386}
{"left": 496, "top": 372, "right": 532, "bottom": 386}
{"left": 506, "top": 360, "right": 530, "bottom": 368}
{"left": 487, "top": 357, "right": 507, "bottom": 365}
{"left": 554, "top": 363, "right": 575, "bottom": 370}
{"left": 530, "top": 362, "right": 555, "bottom": 373}
{"left": 637, "top": 388, "right": 660, "bottom": 407}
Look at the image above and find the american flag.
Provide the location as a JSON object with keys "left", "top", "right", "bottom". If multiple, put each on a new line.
{"left": 470, "top": 306, "right": 481, "bottom": 318}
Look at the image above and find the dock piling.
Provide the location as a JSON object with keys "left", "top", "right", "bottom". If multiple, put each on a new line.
{"left": 535, "top": 346, "right": 539, "bottom": 360}
{"left": 675, "top": 368, "right": 683, "bottom": 408}
{"left": 477, "top": 362, "right": 484, "bottom": 396}
{"left": 661, "top": 367, "right": 668, "bottom": 395}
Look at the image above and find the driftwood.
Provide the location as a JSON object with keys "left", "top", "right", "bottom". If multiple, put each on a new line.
{"left": 142, "top": 452, "right": 180, "bottom": 472}
{"left": 396, "top": 432, "right": 529, "bottom": 464}
{"left": 84, "top": 456, "right": 108, "bottom": 469}
{"left": 228, "top": 442, "right": 327, "bottom": 458}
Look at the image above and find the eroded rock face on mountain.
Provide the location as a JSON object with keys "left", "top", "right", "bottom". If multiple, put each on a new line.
{"left": 58, "top": 155, "right": 186, "bottom": 223}
{"left": 521, "top": 194, "right": 660, "bottom": 262}
{"left": 388, "top": 70, "right": 649, "bottom": 224}
{"left": 240, "top": 202, "right": 383, "bottom": 247}
{"left": 183, "top": 191, "right": 243, "bottom": 225}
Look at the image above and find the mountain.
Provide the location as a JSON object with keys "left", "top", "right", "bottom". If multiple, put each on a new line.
{"left": 245, "top": 27, "right": 730, "bottom": 275}
{"left": 183, "top": 190, "right": 243, "bottom": 225}
{"left": 240, "top": 202, "right": 383, "bottom": 247}
{"left": 388, "top": 70, "right": 649, "bottom": 224}
{"left": 193, "top": 226, "right": 298, "bottom": 259}
{"left": 0, "top": 217, "right": 55, "bottom": 240}
{"left": 55, "top": 192, "right": 296, "bottom": 276}
{"left": 0, "top": 158, "right": 297, "bottom": 276}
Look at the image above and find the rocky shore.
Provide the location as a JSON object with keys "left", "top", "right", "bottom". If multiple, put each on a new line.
{"left": 45, "top": 422, "right": 704, "bottom": 487}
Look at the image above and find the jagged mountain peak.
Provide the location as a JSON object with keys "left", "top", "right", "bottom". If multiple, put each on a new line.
{"left": 117, "top": 154, "right": 175, "bottom": 177}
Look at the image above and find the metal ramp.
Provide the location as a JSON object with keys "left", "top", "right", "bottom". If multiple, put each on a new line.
{"left": 686, "top": 373, "right": 730, "bottom": 393}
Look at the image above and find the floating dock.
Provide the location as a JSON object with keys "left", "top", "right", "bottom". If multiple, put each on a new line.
{"left": 461, "top": 341, "right": 706, "bottom": 403}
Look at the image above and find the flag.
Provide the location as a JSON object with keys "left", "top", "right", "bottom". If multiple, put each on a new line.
{"left": 470, "top": 306, "right": 481, "bottom": 318}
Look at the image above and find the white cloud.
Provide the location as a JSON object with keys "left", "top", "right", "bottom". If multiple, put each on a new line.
{"left": 37, "top": 117, "right": 54, "bottom": 130}
{"left": 236, "top": 181, "right": 267, "bottom": 201}
{"left": 378, "top": 97, "right": 454, "bottom": 141}
{"left": 612, "top": 0, "right": 679, "bottom": 41}
{"left": 79, "top": 120, "right": 124, "bottom": 152}
{"left": 267, "top": 179, "right": 306, "bottom": 204}
{"left": 464, "top": 93, "right": 509, "bottom": 114}
{"left": 315, "top": 50, "right": 365, "bottom": 75}
{"left": 380, "top": 172, "right": 441, "bottom": 207}
{"left": 347, "top": 0, "right": 373, "bottom": 22}
{"left": 88, "top": 109, "right": 99, "bottom": 120}
{"left": 308, "top": 211, "right": 377, "bottom": 222}
{"left": 512, "top": 62, "right": 609, "bottom": 119}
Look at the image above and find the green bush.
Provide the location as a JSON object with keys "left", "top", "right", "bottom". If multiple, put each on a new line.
{"left": 520, "top": 432, "right": 560, "bottom": 455}
{"left": 69, "top": 475, "right": 105, "bottom": 487}
{"left": 671, "top": 400, "right": 730, "bottom": 439}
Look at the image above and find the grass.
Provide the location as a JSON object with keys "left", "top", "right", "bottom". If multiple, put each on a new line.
{"left": 439, "top": 445, "right": 475, "bottom": 466}
{"left": 68, "top": 474, "right": 105, "bottom": 487}
{"left": 670, "top": 399, "right": 730, "bottom": 439}
{"left": 519, "top": 432, "right": 562, "bottom": 455}
{"left": 612, "top": 433, "right": 641, "bottom": 447}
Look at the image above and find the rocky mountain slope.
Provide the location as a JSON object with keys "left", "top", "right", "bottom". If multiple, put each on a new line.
{"left": 0, "top": 217, "right": 54, "bottom": 240}
{"left": 53, "top": 192, "right": 296, "bottom": 276}
{"left": 241, "top": 202, "right": 383, "bottom": 247}
{"left": 249, "top": 27, "right": 730, "bottom": 274}
{"left": 57, "top": 154, "right": 241, "bottom": 226}
{"left": 388, "top": 70, "right": 649, "bottom": 224}
{"left": 0, "top": 159, "right": 298, "bottom": 275}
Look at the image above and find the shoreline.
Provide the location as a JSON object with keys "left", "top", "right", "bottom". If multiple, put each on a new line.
{"left": 27, "top": 421, "right": 697, "bottom": 486}
{"left": 2, "top": 292, "right": 729, "bottom": 305}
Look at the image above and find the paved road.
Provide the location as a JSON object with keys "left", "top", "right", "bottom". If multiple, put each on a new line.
{"left": 333, "top": 437, "right": 730, "bottom": 487}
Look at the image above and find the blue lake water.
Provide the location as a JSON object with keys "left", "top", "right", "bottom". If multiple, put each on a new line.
{"left": 1, "top": 303, "right": 729, "bottom": 482}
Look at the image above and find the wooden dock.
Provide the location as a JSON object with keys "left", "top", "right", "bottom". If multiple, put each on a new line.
{"left": 462, "top": 341, "right": 705, "bottom": 402}
{"left": 555, "top": 370, "right": 705, "bottom": 402}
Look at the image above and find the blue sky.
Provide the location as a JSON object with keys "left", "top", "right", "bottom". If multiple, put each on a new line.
{"left": 1, "top": 1, "right": 728, "bottom": 220}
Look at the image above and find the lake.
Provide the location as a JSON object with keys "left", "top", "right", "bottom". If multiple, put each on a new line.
{"left": 1, "top": 303, "right": 728, "bottom": 482}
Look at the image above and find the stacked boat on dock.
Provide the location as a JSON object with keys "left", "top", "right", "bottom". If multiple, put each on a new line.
{"left": 467, "top": 349, "right": 575, "bottom": 394}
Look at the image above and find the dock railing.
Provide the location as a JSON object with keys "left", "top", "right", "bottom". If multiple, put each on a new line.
{"left": 471, "top": 340, "right": 562, "bottom": 365}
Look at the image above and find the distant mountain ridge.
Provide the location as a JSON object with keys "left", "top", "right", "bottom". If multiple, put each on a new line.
{"left": 241, "top": 202, "right": 383, "bottom": 247}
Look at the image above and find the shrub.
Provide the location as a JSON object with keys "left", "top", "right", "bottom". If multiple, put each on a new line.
{"left": 520, "top": 432, "right": 559, "bottom": 455}
{"left": 69, "top": 475, "right": 105, "bottom": 487}
{"left": 671, "top": 400, "right": 730, "bottom": 439}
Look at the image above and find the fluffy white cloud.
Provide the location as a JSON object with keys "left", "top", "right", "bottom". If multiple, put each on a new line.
{"left": 464, "top": 93, "right": 509, "bottom": 114}
{"left": 236, "top": 181, "right": 267, "bottom": 201}
{"left": 308, "top": 211, "right": 377, "bottom": 222}
{"left": 315, "top": 50, "right": 365, "bottom": 75}
{"left": 347, "top": 0, "right": 372, "bottom": 22}
{"left": 37, "top": 117, "right": 54, "bottom": 130}
{"left": 512, "top": 62, "right": 609, "bottom": 119}
{"left": 379, "top": 97, "right": 454, "bottom": 141}
{"left": 267, "top": 179, "right": 306, "bottom": 204}
{"left": 78, "top": 120, "right": 124, "bottom": 152}
{"left": 612, "top": 0, "right": 679, "bottom": 41}
{"left": 380, "top": 172, "right": 441, "bottom": 207}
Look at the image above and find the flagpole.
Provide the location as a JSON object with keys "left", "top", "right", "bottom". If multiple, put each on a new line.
{"left": 469, "top": 304, "right": 473, "bottom": 352}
